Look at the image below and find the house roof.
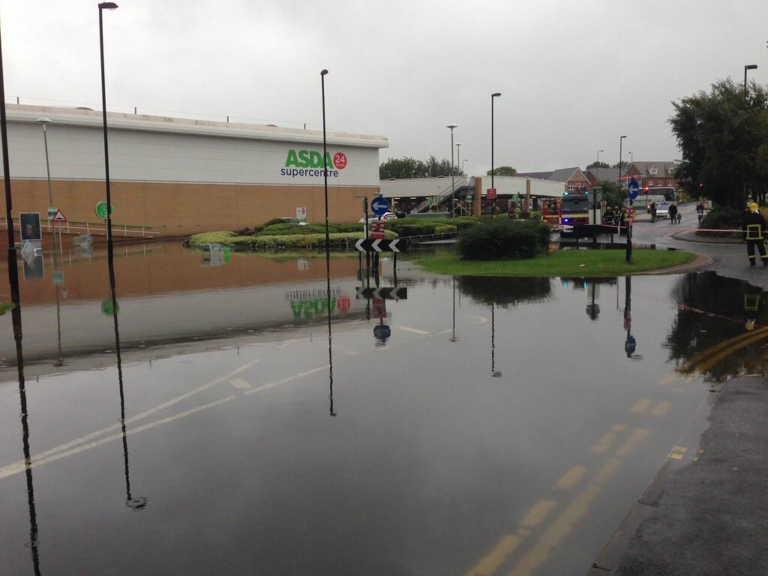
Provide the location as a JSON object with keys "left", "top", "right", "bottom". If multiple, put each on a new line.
{"left": 586, "top": 167, "right": 621, "bottom": 182}
{"left": 629, "top": 161, "right": 678, "bottom": 178}
{"left": 516, "top": 167, "right": 585, "bottom": 183}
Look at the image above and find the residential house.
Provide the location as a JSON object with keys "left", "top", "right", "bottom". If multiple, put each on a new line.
{"left": 624, "top": 161, "right": 679, "bottom": 189}
{"left": 516, "top": 167, "right": 591, "bottom": 192}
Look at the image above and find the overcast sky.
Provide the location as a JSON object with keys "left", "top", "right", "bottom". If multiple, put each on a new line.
{"left": 2, "top": 0, "right": 766, "bottom": 176}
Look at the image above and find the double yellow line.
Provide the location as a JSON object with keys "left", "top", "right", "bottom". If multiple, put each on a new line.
{"left": 677, "top": 327, "right": 768, "bottom": 375}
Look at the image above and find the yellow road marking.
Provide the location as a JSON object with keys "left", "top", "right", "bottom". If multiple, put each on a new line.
{"left": 520, "top": 500, "right": 557, "bottom": 527}
{"left": 554, "top": 466, "right": 587, "bottom": 490}
{"left": 629, "top": 398, "right": 652, "bottom": 414}
{"left": 507, "top": 458, "right": 622, "bottom": 576}
{"left": 467, "top": 535, "right": 524, "bottom": 576}
{"left": 651, "top": 401, "right": 672, "bottom": 417}
{"left": 659, "top": 373, "right": 677, "bottom": 386}
{"left": 393, "top": 325, "right": 430, "bottom": 335}
{"left": 615, "top": 428, "right": 650, "bottom": 458}
{"left": 679, "top": 328, "right": 768, "bottom": 374}
{"left": 667, "top": 446, "right": 688, "bottom": 460}
{"left": 591, "top": 425, "right": 626, "bottom": 453}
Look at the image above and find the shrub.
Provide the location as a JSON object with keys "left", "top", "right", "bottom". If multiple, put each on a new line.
{"left": 457, "top": 219, "right": 551, "bottom": 261}
{"left": 697, "top": 207, "right": 744, "bottom": 238}
{"left": 435, "top": 225, "right": 458, "bottom": 235}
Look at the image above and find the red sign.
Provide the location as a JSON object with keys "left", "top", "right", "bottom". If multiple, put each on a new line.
{"left": 487, "top": 188, "right": 497, "bottom": 200}
{"left": 333, "top": 152, "right": 347, "bottom": 170}
{"left": 52, "top": 209, "right": 67, "bottom": 223}
{"left": 337, "top": 294, "right": 351, "bottom": 314}
{"left": 373, "top": 299, "right": 387, "bottom": 319}
{"left": 371, "top": 220, "right": 385, "bottom": 240}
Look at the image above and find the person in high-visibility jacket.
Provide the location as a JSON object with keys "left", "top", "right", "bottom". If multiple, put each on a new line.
{"left": 743, "top": 202, "right": 768, "bottom": 266}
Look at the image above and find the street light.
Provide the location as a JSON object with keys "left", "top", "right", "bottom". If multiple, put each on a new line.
{"left": 745, "top": 64, "right": 758, "bottom": 96}
{"left": 628, "top": 151, "right": 633, "bottom": 165}
{"left": 98, "top": 1, "right": 118, "bottom": 258}
{"left": 456, "top": 143, "right": 461, "bottom": 174}
{"left": 447, "top": 124, "right": 457, "bottom": 211}
{"left": 462, "top": 159, "right": 469, "bottom": 173}
{"left": 36, "top": 118, "right": 53, "bottom": 208}
{"left": 619, "top": 135, "right": 626, "bottom": 192}
{"left": 596, "top": 149, "right": 604, "bottom": 166}
{"left": 491, "top": 92, "right": 501, "bottom": 217}
{"left": 321, "top": 69, "right": 330, "bottom": 267}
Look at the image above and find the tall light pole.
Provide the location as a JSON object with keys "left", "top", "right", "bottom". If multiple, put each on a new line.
{"left": 596, "top": 149, "right": 604, "bottom": 166}
{"left": 447, "top": 124, "right": 457, "bottom": 210}
{"left": 456, "top": 143, "right": 461, "bottom": 174}
{"left": 321, "top": 70, "right": 330, "bottom": 267}
{"left": 99, "top": 2, "right": 118, "bottom": 257}
{"left": 491, "top": 92, "right": 501, "bottom": 217}
{"left": 745, "top": 64, "right": 758, "bottom": 96}
{"left": 37, "top": 119, "right": 53, "bottom": 209}
{"left": 619, "top": 135, "right": 627, "bottom": 193}
{"left": 462, "top": 159, "right": 469, "bottom": 173}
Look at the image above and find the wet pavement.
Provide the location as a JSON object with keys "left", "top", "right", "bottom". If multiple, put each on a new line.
{"left": 1, "top": 238, "right": 765, "bottom": 575}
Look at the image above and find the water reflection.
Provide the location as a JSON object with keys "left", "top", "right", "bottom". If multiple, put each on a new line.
{"left": 458, "top": 276, "right": 551, "bottom": 307}
{"left": 107, "top": 253, "right": 147, "bottom": 511}
{"left": 669, "top": 271, "right": 768, "bottom": 382}
{"left": 7, "top": 249, "right": 42, "bottom": 575}
{"left": 623, "top": 276, "right": 641, "bottom": 359}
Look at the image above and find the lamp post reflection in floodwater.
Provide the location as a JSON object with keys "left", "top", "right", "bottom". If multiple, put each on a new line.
{"left": 108, "top": 248, "right": 147, "bottom": 510}
{"left": 0, "top": 20, "right": 41, "bottom": 575}
{"left": 491, "top": 303, "right": 501, "bottom": 377}
{"left": 624, "top": 276, "right": 641, "bottom": 360}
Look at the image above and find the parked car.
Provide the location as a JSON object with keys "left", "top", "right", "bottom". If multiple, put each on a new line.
{"left": 280, "top": 217, "right": 308, "bottom": 226}
{"left": 358, "top": 212, "right": 398, "bottom": 223}
{"left": 655, "top": 203, "right": 670, "bottom": 219}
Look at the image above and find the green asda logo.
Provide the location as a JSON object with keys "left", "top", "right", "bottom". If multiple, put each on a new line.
{"left": 282, "top": 150, "right": 347, "bottom": 178}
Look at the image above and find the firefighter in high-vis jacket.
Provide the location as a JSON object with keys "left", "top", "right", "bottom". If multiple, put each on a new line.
{"left": 743, "top": 203, "right": 768, "bottom": 266}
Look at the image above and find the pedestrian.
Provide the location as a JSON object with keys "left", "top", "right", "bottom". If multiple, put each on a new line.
{"left": 668, "top": 203, "right": 678, "bottom": 224}
{"left": 696, "top": 201, "right": 705, "bottom": 223}
{"left": 743, "top": 202, "right": 768, "bottom": 267}
{"left": 650, "top": 202, "right": 657, "bottom": 223}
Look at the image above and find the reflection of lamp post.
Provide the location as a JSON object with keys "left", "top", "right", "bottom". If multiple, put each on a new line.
{"left": 491, "top": 304, "right": 501, "bottom": 377}
{"left": 586, "top": 282, "right": 600, "bottom": 320}
{"left": 98, "top": 2, "right": 118, "bottom": 255}
{"left": 450, "top": 275, "right": 458, "bottom": 342}
{"left": 624, "top": 276, "right": 638, "bottom": 358}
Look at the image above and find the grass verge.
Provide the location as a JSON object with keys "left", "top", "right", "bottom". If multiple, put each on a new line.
{"left": 413, "top": 248, "right": 697, "bottom": 277}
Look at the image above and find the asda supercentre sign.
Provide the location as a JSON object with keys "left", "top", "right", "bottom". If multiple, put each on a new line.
{"left": 280, "top": 149, "right": 348, "bottom": 178}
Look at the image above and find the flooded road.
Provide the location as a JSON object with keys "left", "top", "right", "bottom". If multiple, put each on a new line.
{"left": 0, "top": 241, "right": 763, "bottom": 575}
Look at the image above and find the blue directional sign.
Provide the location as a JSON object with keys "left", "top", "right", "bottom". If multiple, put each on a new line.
{"left": 371, "top": 196, "right": 390, "bottom": 216}
{"left": 628, "top": 179, "right": 640, "bottom": 200}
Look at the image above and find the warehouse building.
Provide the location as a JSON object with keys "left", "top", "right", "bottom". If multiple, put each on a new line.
{"left": 0, "top": 105, "right": 388, "bottom": 236}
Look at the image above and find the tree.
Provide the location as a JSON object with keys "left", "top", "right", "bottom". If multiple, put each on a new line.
{"left": 612, "top": 161, "right": 629, "bottom": 170}
{"left": 586, "top": 161, "right": 610, "bottom": 170}
{"left": 379, "top": 156, "right": 462, "bottom": 180}
{"left": 669, "top": 79, "right": 768, "bottom": 208}
{"left": 486, "top": 166, "right": 517, "bottom": 176}
{"left": 595, "top": 180, "right": 626, "bottom": 207}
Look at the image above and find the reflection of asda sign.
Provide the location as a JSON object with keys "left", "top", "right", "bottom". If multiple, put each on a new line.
{"left": 280, "top": 149, "right": 348, "bottom": 178}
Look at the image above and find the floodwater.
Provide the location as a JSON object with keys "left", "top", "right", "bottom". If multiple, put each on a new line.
{"left": 0, "top": 240, "right": 763, "bottom": 575}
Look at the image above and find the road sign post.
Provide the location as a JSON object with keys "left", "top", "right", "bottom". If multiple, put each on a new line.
{"left": 371, "top": 220, "right": 385, "bottom": 240}
{"left": 628, "top": 179, "right": 640, "bottom": 205}
{"left": 95, "top": 201, "right": 114, "bottom": 220}
{"left": 354, "top": 238, "right": 406, "bottom": 253}
{"left": 371, "top": 196, "right": 390, "bottom": 216}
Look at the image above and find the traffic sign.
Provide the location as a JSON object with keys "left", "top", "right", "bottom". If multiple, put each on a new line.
{"left": 53, "top": 271, "right": 64, "bottom": 285}
{"left": 296, "top": 206, "right": 307, "bottom": 222}
{"left": 95, "top": 201, "right": 114, "bottom": 219}
{"left": 337, "top": 294, "right": 351, "bottom": 313}
{"left": 101, "top": 299, "right": 120, "bottom": 316}
{"left": 372, "top": 298, "right": 387, "bottom": 319}
{"left": 355, "top": 287, "right": 408, "bottom": 300}
{"left": 52, "top": 209, "right": 67, "bottom": 223}
{"left": 354, "top": 238, "right": 406, "bottom": 253}
{"left": 371, "top": 196, "right": 390, "bottom": 216}
{"left": 47, "top": 207, "right": 57, "bottom": 220}
{"left": 487, "top": 188, "right": 497, "bottom": 200}
{"left": 628, "top": 179, "right": 640, "bottom": 200}
{"left": 371, "top": 220, "right": 385, "bottom": 240}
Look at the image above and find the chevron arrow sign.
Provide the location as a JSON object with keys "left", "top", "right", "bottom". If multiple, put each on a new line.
{"left": 354, "top": 239, "right": 406, "bottom": 253}
{"left": 355, "top": 287, "right": 408, "bottom": 300}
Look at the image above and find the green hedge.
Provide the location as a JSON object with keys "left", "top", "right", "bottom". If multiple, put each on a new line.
{"left": 457, "top": 219, "right": 551, "bottom": 261}
{"left": 189, "top": 230, "right": 397, "bottom": 250}
{"left": 697, "top": 207, "right": 744, "bottom": 238}
{"left": 387, "top": 217, "right": 479, "bottom": 237}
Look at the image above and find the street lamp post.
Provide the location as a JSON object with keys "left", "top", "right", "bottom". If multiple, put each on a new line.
{"left": 628, "top": 151, "right": 633, "bottom": 165}
{"left": 37, "top": 117, "right": 59, "bottom": 256}
{"left": 447, "top": 124, "right": 457, "bottom": 212}
{"left": 462, "top": 159, "right": 469, "bottom": 174}
{"left": 619, "top": 135, "right": 626, "bottom": 195}
{"left": 491, "top": 92, "right": 501, "bottom": 217}
{"left": 98, "top": 2, "right": 118, "bottom": 257}
{"left": 456, "top": 143, "right": 461, "bottom": 174}
{"left": 596, "top": 149, "right": 604, "bottom": 166}
{"left": 744, "top": 64, "right": 758, "bottom": 96}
